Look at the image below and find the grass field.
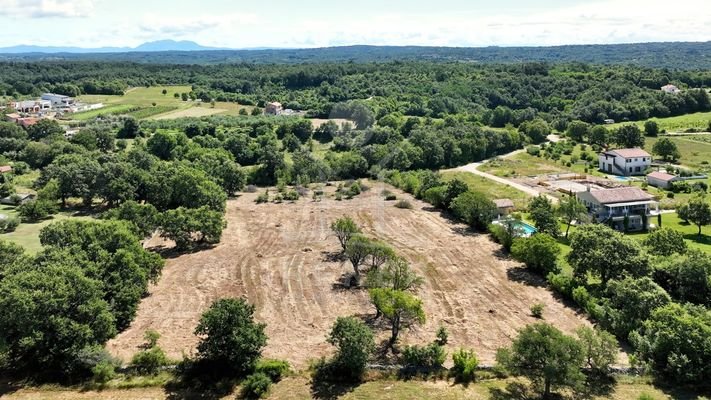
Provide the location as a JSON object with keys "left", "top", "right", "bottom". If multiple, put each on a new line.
{"left": 608, "top": 111, "right": 711, "bottom": 133}
{"left": 70, "top": 104, "right": 140, "bottom": 120}
{"left": 479, "top": 144, "right": 601, "bottom": 179}
{"left": 441, "top": 171, "right": 531, "bottom": 210}
{"left": 644, "top": 135, "right": 711, "bottom": 170}
{"left": 0, "top": 211, "right": 92, "bottom": 253}
{"left": 3, "top": 375, "right": 702, "bottom": 400}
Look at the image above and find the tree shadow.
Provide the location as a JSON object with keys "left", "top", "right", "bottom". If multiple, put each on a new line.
{"left": 506, "top": 267, "right": 547, "bottom": 288}
{"left": 310, "top": 379, "right": 359, "bottom": 400}
{"left": 331, "top": 272, "right": 363, "bottom": 292}
{"left": 321, "top": 250, "right": 345, "bottom": 263}
{"left": 150, "top": 245, "right": 217, "bottom": 259}
{"left": 0, "top": 382, "right": 21, "bottom": 397}
{"left": 488, "top": 381, "right": 536, "bottom": 400}
{"left": 164, "top": 375, "right": 237, "bottom": 400}
{"left": 682, "top": 233, "right": 711, "bottom": 246}
{"left": 577, "top": 374, "right": 616, "bottom": 399}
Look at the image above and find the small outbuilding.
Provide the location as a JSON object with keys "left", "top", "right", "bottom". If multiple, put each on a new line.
{"left": 493, "top": 198, "right": 515, "bottom": 218}
{"left": 647, "top": 171, "right": 678, "bottom": 189}
{"left": 265, "top": 102, "right": 283, "bottom": 115}
{"left": 0, "top": 193, "right": 35, "bottom": 205}
{"left": 0, "top": 166, "right": 12, "bottom": 174}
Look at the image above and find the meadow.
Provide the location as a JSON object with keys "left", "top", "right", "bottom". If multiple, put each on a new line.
{"left": 607, "top": 111, "right": 711, "bottom": 133}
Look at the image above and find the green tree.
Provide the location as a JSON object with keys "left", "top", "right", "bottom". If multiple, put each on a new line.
{"left": 652, "top": 137, "right": 680, "bottom": 161}
{"left": 643, "top": 227, "right": 687, "bottom": 256}
{"left": 683, "top": 195, "right": 711, "bottom": 236}
{"left": 511, "top": 234, "right": 561, "bottom": 275}
{"left": 558, "top": 195, "right": 589, "bottom": 238}
{"left": 351, "top": 102, "right": 375, "bottom": 129}
{"left": 27, "top": 119, "right": 63, "bottom": 141}
{"left": 566, "top": 120, "right": 590, "bottom": 142}
{"left": 162, "top": 89, "right": 168, "bottom": 95}
{"left": 331, "top": 216, "right": 361, "bottom": 252}
{"left": 345, "top": 234, "right": 372, "bottom": 280}
{"left": 496, "top": 323, "right": 584, "bottom": 399}
{"left": 194, "top": 298, "right": 267, "bottom": 375}
{"left": 325, "top": 316, "right": 375, "bottom": 382}
{"left": 444, "top": 178, "right": 469, "bottom": 208}
{"left": 146, "top": 131, "right": 178, "bottom": 160}
{"left": 529, "top": 195, "right": 560, "bottom": 237}
{"left": 589, "top": 125, "right": 609, "bottom": 146}
{"left": 159, "top": 206, "right": 226, "bottom": 250}
{"left": 104, "top": 200, "right": 160, "bottom": 238}
{"left": 601, "top": 277, "right": 671, "bottom": 338}
{"left": 614, "top": 124, "right": 645, "bottom": 148}
{"left": 576, "top": 326, "right": 618, "bottom": 375}
{"left": 644, "top": 120, "right": 660, "bottom": 136}
{"left": 0, "top": 263, "right": 116, "bottom": 378}
{"left": 369, "top": 288, "right": 425, "bottom": 347}
{"left": 450, "top": 191, "right": 497, "bottom": 231}
{"left": 654, "top": 250, "right": 711, "bottom": 306}
{"left": 117, "top": 117, "right": 140, "bottom": 139}
{"left": 366, "top": 256, "right": 424, "bottom": 292}
{"left": 17, "top": 199, "right": 58, "bottom": 222}
{"left": 567, "top": 224, "right": 650, "bottom": 285}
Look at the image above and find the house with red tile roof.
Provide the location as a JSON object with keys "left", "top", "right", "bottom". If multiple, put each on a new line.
{"left": 577, "top": 186, "right": 659, "bottom": 231}
{"left": 598, "top": 148, "right": 652, "bottom": 176}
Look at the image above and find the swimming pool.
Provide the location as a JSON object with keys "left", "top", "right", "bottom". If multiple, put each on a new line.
{"left": 493, "top": 219, "right": 538, "bottom": 237}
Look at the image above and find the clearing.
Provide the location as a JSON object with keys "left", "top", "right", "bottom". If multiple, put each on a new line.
{"left": 108, "top": 183, "right": 592, "bottom": 367}
{"left": 150, "top": 106, "right": 226, "bottom": 120}
{"left": 607, "top": 111, "right": 711, "bottom": 133}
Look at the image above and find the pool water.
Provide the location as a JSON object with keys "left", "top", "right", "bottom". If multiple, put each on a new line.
{"left": 518, "top": 222, "right": 538, "bottom": 235}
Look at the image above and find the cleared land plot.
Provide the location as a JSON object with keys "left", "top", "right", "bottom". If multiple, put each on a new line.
{"left": 75, "top": 86, "right": 194, "bottom": 121}
{"left": 69, "top": 104, "right": 139, "bottom": 120}
{"left": 108, "top": 183, "right": 591, "bottom": 367}
{"left": 151, "top": 106, "right": 227, "bottom": 120}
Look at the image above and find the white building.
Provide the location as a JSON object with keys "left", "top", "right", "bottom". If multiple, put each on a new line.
{"left": 41, "top": 93, "right": 75, "bottom": 108}
{"left": 10, "top": 99, "right": 51, "bottom": 113}
{"left": 577, "top": 186, "right": 659, "bottom": 232}
{"left": 599, "top": 148, "right": 652, "bottom": 176}
{"left": 646, "top": 171, "right": 678, "bottom": 189}
{"left": 661, "top": 84, "right": 680, "bottom": 94}
{"left": 265, "top": 101, "right": 283, "bottom": 115}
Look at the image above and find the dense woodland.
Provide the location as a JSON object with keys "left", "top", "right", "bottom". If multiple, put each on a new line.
{"left": 2, "top": 61, "right": 711, "bottom": 124}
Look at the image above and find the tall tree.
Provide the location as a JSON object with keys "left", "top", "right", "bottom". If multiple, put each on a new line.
{"left": 652, "top": 137, "right": 681, "bottom": 161}
{"left": 331, "top": 216, "right": 361, "bottom": 252}
{"left": 557, "top": 195, "right": 589, "bottom": 238}
{"left": 614, "top": 124, "right": 645, "bottom": 148}
{"left": 369, "top": 288, "right": 425, "bottom": 347}
{"left": 325, "top": 317, "right": 375, "bottom": 382}
{"left": 529, "top": 195, "right": 560, "bottom": 238}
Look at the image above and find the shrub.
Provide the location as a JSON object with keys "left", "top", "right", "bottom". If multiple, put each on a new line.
{"left": 240, "top": 372, "right": 272, "bottom": 399}
{"left": 530, "top": 303, "right": 545, "bottom": 319}
{"left": 91, "top": 361, "right": 116, "bottom": 384}
{"left": 422, "top": 185, "right": 448, "bottom": 208}
{"left": 451, "top": 349, "right": 478, "bottom": 383}
{"left": 395, "top": 200, "right": 413, "bottom": 209}
{"left": 130, "top": 346, "right": 168, "bottom": 375}
{"left": 245, "top": 185, "right": 258, "bottom": 193}
{"left": 510, "top": 234, "right": 561, "bottom": 275}
{"left": 255, "top": 191, "right": 269, "bottom": 203}
{"left": 637, "top": 394, "right": 654, "bottom": 400}
{"left": 283, "top": 190, "right": 299, "bottom": 201}
{"left": 17, "top": 199, "right": 58, "bottom": 222}
{"left": 401, "top": 343, "right": 446, "bottom": 369}
{"left": 381, "top": 189, "right": 393, "bottom": 198}
{"left": 385, "top": 194, "right": 397, "bottom": 201}
{"left": 255, "top": 359, "right": 290, "bottom": 383}
{"left": 435, "top": 326, "right": 449, "bottom": 346}
{"left": 348, "top": 181, "right": 362, "bottom": 196}
{"left": 0, "top": 215, "right": 20, "bottom": 233}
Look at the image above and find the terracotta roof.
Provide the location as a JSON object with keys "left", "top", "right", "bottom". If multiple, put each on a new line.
{"left": 493, "top": 199, "right": 515, "bottom": 208}
{"left": 589, "top": 187, "right": 655, "bottom": 205}
{"left": 606, "top": 148, "right": 651, "bottom": 158}
{"left": 0, "top": 166, "right": 12, "bottom": 173}
{"left": 647, "top": 171, "right": 677, "bottom": 182}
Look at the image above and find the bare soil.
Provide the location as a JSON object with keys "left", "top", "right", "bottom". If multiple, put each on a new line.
{"left": 107, "top": 182, "right": 593, "bottom": 367}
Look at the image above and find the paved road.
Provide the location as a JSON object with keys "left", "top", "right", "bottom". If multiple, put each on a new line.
{"left": 445, "top": 146, "right": 560, "bottom": 204}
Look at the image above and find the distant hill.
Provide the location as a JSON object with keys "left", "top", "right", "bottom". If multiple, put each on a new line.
{"left": 0, "top": 40, "right": 222, "bottom": 54}
{"left": 1, "top": 41, "right": 710, "bottom": 69}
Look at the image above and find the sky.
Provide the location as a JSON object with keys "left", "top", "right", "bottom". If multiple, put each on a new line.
{"left": 0, "top": 0, "right": 710, "bottom": 48}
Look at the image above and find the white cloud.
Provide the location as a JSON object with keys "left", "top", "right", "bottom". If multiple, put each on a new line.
{"left": 0, "top": 0, "right": 95, "bottom": 18}
{"left": 138, "top": 13, "right": 259, "bottom": 37}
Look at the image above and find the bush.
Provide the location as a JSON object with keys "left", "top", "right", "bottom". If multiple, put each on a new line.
{"left": 395, "top": 200, "right": 413, "bottom": 209}
{"left": 130, "top": 346, "right": 169, "bottom": 375}
{"left": 255, "top": 359, "right": 290, "bottom": 383}
{"left": 401, "top": 343, "right": 446, "bottom": 369}
{"left": 17, "top": 199, "right": 58, "bottom": 222}
{"left": 530, "top": 303, "right": 545, "bottom": 319}
{"left": 255, "top": 191, "right": 269, "bottom": 204}
{"left": 451, "top": 349, "right": 478, "bottom": 383}
{"left": 245, "top": 185, "right": 258, "bottom": 193}
{"left": 510, "top": 234, "right": 561, "bottom": 275}
{"left": 91, "top": 361, "right": 116, "bottom": 384}
{"left": 385, "top": 194, "right": 397, "bottom": 201}
{"left": 283, "top": 190, "right": 299, "bottom": 201}
{"left": 240, "top": 372, "right": 272, "bottom": 399}
{"left": 0, "top": 215, "right": 20, "bottom": 233}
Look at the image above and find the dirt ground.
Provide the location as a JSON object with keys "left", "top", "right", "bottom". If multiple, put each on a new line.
{"left": 107, "top": 182, "right": 593, "bottom": 368}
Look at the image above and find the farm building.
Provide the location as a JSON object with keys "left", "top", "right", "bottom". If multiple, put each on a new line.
{"left": 41, "top": 93, "right": 75, "bottom": 108}
{"left": 661, "top": 84, "right": 680, "bottom": 94}
{"left": 598, "top": 148, "right": 652, "bottom": 176}
{"left": 577, "top": 186, "right": 659, "bottom": 232}
{"left": 493, "top": 198, "right": 515, "bottom": 218}
{"left": 647, "top": 171, "right": 678, "bottom": 189}
{"left": 265, "top": 101, "right": 283, "bottom": 115}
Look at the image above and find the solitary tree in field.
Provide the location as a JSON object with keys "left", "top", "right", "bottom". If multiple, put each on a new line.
{"left": 369, "top": 288, "right": 425, "bottom": 347}
{"left": 652, "top": 137, "right": 681, "bottom": 162}
{"left": 614, "top": 124, "right": 645, "bottom": 148}
{"left": 496, "top": 323, "right": 584, "bottom": 399}
{"left": 366, "top": 256, "right": 424, "bottom": 292}
{"left": 557, "top": 195, "right": 589, "bottom": 238}
{"left": 680, "top": 195, "right": 711, "bottom": 236}
{"left": 345, "top": 234, "right": 372, "bottom": 279}
{"left": 325, "top": 316, "right": 375, "bottom": 382}
{"left": 589, "top": 125, "right": 609, "bottom": 146}
{"left": 162, "top": 89, "right": 168, "bottom": 96}
{"left": 331, "top": 216, "right": 361, "bottom": 252}
{"left": 368, "top": 240, "right": 396, "bottom": 270}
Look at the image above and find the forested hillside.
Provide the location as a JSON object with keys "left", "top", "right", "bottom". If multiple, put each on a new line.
{"left": 2, "top": 41, "right": 711, "bottom": 69}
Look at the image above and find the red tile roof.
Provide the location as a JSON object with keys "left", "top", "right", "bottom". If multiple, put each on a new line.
{"left": 0, "top": 166, "right": 12, "bottom": 173}
{"left": 647, "top": 171, "right": 676, "bottom": 182}
{"left": 589, "top": 187, "right": 655, "bottom": 205}
{"left": 606, "top": 148, "right": 651, "bottom": 158}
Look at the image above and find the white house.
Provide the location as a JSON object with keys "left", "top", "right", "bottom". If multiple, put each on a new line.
{"left": 599, "top": 148, "right": 652, "bottom": 176}
{"left": 661, "top": 84, "right": 680, "bottom": 94}
{"left": 41, "top": 93, "right": 75, "bottom": 108}
{"left": 577, "top": 186, "right": 659, "bottom": 232}
{"left": 265, "top": 101, "right": 283, "bottom": 115}
{"left": 646, "top": 171, "right": 678, "bottom": 189}
{"left": 10, "top": 99, "right": 51, "bottom": 113}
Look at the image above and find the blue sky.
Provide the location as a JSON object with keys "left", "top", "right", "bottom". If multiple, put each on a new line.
{"left": 0, "top": 0, "right": 709, "bottom": 48}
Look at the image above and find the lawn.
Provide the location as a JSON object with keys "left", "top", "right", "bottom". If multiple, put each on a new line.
{"left": 607, "top": 111, "right": 711, "bottom": 133}
{"left": 644, "top": 135, "right": 711, "bottom": 171}
{"left": 479, "top": 144, "right": 603, "bottom": 178}
{"left": 441, "top": 171, "right": 531, "bottom": 210}
{"left": 0, "top": 211, "right": 93, "bottom": 253}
